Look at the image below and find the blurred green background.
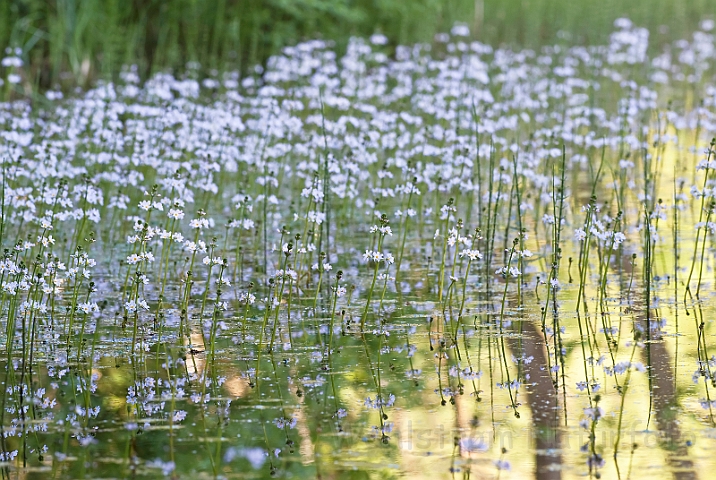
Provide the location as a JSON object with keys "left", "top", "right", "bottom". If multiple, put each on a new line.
{"left": 0, "top": 0, "right": 713, "bottom": 91}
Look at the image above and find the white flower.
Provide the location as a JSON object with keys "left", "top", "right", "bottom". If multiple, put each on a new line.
{"left": 239, "top": 292, "right": 256, "bottom": 305}
{"left": 459, "top": 437, "right": 488, "bottom": 452}
{"left": 370, "top": 33, "right": 388, "bottom": 45}
{"left": 189, "top": 218, "right": 209, "bottom": 229}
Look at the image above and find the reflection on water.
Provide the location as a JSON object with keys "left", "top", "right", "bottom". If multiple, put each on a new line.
{"left": 1, "top": 16, "right": 716, "bottom": 480}
{"left": 2, "top": 253, "right": 712, "bottom": 479}
{"left": 3, "top": 280, "right": 709, "bottom": 479}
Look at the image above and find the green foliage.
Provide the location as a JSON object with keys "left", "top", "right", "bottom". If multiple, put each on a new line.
{"left": 0, "top": 0, "right": 710, "bottom": 93}
{"left": 483, "top": 0, "right": 711, "bottom": 47}
{"left": 0, "top": 0, "right": 473, "bottom": 90}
